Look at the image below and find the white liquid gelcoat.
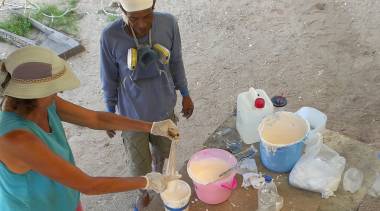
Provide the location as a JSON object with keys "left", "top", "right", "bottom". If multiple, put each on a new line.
{"left": 188, "top": 158, "right": 231, "bottom": 184}
{"left": 260, "top": 112, "right": 308, "bottom": 146}
{"left": 161, "top": 180, "right": 191, "bottom": 211}
{"left": 161, "top": 180, "right": 190, "bottom": 201}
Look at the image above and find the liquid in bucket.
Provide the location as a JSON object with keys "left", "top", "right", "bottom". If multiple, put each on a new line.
{"left": 161, "top": 180, "right": 191, "bottom": 211}
{"left": 260, "top": 112, "right": 309, "bottom": 146}
{"left": 188, "top": 157, "right": 231, "bottom": 184}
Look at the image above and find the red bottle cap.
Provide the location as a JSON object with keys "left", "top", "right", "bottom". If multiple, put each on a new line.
{"left": 254, "top": 98, "right": 265, "bottom": 108}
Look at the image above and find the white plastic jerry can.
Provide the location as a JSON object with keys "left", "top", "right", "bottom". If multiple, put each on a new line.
{"left": 236, "top": 88, "right": 274, "bottom": 144}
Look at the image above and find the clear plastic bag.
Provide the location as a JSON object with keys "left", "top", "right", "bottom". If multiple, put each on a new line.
{"left": 289, "top": 133, "right": 346, "bottom": 198}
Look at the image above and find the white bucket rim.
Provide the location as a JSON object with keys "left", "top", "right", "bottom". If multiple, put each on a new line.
{"left": 160, "top": 179, "right": 191, "bottom": 205}
{"left": 258, "top": 111, "right": 310, "bottom": 148}
{"left": 186, "top": 148, "right": 237, "bottom": 185}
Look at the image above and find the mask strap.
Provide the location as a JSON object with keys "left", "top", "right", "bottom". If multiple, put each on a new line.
{"left": 0, "top": 97, "right": 5, "bottom": 111}
{"left": 0, "top": 61, "right": 8, "bottom": 111}
{"left": 129, "top": 24, "right": 140, "bottom": 48}
{"left": 0, "top": 61, "right": 11, "bottom": 98}
{"left": 149, "top": 30, "right": 152, "bottom": 47}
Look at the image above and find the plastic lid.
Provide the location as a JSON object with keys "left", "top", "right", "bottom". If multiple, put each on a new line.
{"left": 264, "top": 175, "right": 272, "bottom": 183}
{"left": 271, "top": 96, "right": 287, "bottom": 107}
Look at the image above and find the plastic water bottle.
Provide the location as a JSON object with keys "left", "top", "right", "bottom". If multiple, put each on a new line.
{"left": 343, "top": 167, "right": 363, "bottom": 193}
{"left": 257, "top": 175, "right": 278, "bottom": 211}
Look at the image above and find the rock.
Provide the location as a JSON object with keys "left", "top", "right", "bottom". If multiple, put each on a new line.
{"left": 315, "top": 3, "right": 326, "bottom": 10}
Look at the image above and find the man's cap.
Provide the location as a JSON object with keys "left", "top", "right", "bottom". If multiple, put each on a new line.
{"left": 119, "top": 0, "right": 153, "bottom": 12}
{"left": 0, "top": 46, "right": 80, "bottom": 99}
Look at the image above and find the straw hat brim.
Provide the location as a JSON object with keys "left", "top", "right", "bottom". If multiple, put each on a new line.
{"left": 3, "top": 60, "right": 80, "bottom": 99}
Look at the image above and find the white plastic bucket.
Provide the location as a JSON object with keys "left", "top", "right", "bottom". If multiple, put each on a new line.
{"left": 295, "top": 107, "right": 327, "bottom": 139}
{"left": 161, "top": 180, "right": 191, "bottom": 211}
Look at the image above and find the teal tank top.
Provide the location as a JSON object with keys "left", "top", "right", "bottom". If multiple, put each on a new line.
{"left": 0, "top": 103, "right": 80, "bottom": 211}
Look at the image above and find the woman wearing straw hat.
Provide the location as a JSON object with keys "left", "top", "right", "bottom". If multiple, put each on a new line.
{"left": 0, "top": 46, "right": 180, "bottom": 211}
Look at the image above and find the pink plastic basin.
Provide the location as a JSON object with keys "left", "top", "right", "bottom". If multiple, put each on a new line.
{"left": 187, "top": 148, "right": 238, "bottom": 204}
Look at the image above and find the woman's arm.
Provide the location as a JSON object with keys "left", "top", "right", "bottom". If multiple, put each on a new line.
{"left": 55, "top": 96, "right": 152, "bottom": 133}
{"left": 0, "top": 131, "right": 146, "bottom": 195}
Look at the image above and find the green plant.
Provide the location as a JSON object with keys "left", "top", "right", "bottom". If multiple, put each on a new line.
{"left": 107, "top": 15, "right": 119, "bottom": 22}
{"left": 32, "top": 4, "right": 79, "bottom": 35}
{"left": 0, "top": 1, "right": 80, "bottom": 39}
{"left": 67, "top": 0, "right": 78, "bottom": 8}
{"left": 0, "top": 15, "right": 32, "bottom": 37}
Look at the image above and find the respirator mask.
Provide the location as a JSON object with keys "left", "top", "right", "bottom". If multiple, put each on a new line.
{"left": 126, "top": 21, "right": 170, "bottom": 71}
{"left": 127, "top": 43, "right": 170, "bottom": 70}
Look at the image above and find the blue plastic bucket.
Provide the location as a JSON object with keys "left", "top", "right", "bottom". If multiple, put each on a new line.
{"left": 260, "top": 139, "right": 306, "bottom": 173}
{"left": 258, "top": 112, "right": 309, "bottom": 173}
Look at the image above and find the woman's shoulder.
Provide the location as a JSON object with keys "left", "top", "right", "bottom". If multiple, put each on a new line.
{"left": 0, "top": 130, "right": 34, "bottom": 142}
{"left": 0, "top": 130, "right": 37, "bottom": 153}
{"left": 0, "top": 112, "right": 30, "bottom": 137}
{"left": 0, "top": 130, "right": 41, "bottom": 174}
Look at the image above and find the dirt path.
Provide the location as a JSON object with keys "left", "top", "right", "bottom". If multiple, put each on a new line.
{"left": 1, "top": 0, "right": 379, "bottom": 210}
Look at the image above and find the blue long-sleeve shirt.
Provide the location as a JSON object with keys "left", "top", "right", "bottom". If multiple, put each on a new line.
{"left": 100, "top": 13, "right": 189, "bottom": 122}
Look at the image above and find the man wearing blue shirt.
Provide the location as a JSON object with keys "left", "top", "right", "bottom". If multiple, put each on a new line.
{"left": 100, "top": 0, "right": 193, "bottom": 208}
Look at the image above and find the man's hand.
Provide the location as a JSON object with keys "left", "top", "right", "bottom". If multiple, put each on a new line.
{"left": 181, "top": 96, "right": 194, "bottom": 119}
{"left": 106, "top": 130, "right": 116, "bottom": 138}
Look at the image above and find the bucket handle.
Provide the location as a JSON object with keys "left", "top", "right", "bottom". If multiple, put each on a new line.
{"left": 221, "top": 176, "right": 238, "bottom": 190}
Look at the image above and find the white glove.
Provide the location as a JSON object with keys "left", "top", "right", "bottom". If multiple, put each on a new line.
{"left": 143, "top": 172, "right": 181, "bottom": 193}
{"left": 151, "top": 120, "right": 179, "bottom": 141}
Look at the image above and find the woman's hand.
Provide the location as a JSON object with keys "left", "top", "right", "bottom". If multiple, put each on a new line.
{"left": 150, "top": 120, "right": 179, "bottom": 141}
{"left": 143, "top": 172, "right": 181, "bottom": 193}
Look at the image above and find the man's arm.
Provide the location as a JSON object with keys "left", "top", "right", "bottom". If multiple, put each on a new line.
{"left": 170, "top": 16, "right": 194, "bottom": 118}
{"left": 100, "top": 33, "right": 119, "bottom": 113}
{"left": 100, "top": 32, "right": 120, "bottom": 137}
{"left": 170, "top": 16, "right": 188, "bottom": 96}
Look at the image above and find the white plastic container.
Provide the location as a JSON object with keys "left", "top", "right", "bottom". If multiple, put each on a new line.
{"left": 343, "top": 167, "right": 364, "bottom": 193}
{"left": 161, "top": 180, "right": 191, "bottom": 211}
{"left": 295, "top": 107, "right": 327, "bottom": 140}
{"left": 236, "top": 88, "right": 274, "bottom": 144}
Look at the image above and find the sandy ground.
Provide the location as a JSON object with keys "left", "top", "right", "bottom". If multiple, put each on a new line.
{"left": 1, "top": 0, "right": 380, "bottom": 210}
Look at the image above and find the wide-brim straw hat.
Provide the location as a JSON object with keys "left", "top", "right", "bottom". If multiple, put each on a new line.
{"left": 0, "top": 46, "right": 80, "bottom": 99}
